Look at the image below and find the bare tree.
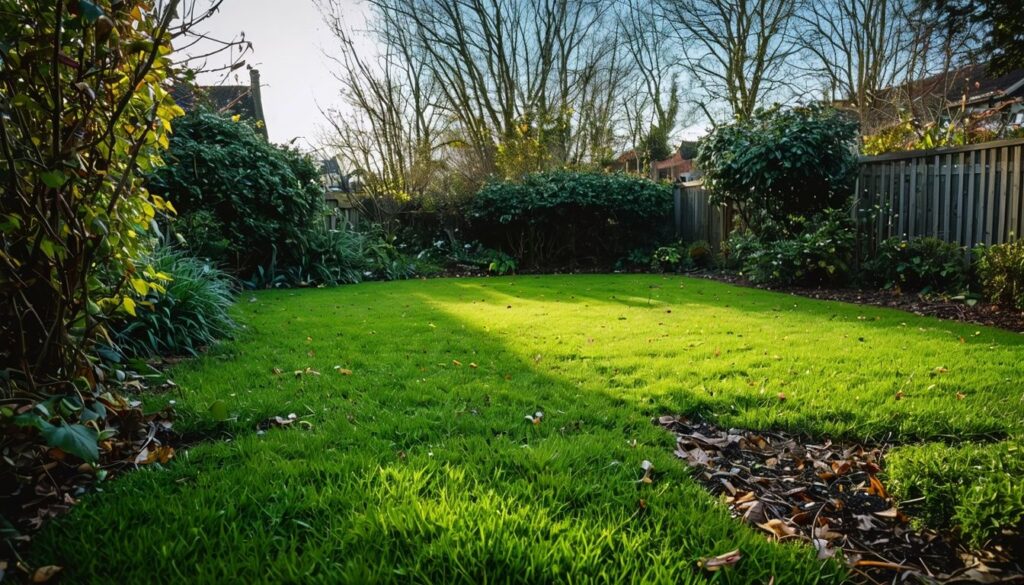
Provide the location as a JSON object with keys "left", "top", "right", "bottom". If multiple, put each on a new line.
{"left": 794, "top": 0, "right": 918, "bottom": 130}
{"left": 657, "top": 0, "right": 800, "bottom": 123}
{"left": 318, "top": 0, "right": 449, "bottom": 206}
{"left": 618, "top": 0, "right": 689, "bottom": 167}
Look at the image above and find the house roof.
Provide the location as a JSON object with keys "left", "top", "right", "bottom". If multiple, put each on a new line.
{"left": 884, "top": 63, "right": 1024, "bottom": 106}
{"left": 652, "top": 151, "right": 693, "bottom": 173}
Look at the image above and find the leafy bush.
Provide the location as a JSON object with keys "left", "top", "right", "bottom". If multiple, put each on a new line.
{"left": 863, "top": 237, "right": 968, "bottom": 293}
{"left": 244, "top": 228, "right": 425, "bottom": 289}
{"left": 977, "top": 240, "right": 1024, "bottom": 310}
{"left": 697, "top": 105, "right": 859, "bottom": 238}
{"left": 470, "top": 171, "right": 672, "bottom": 269}
{"left": 721, "top": 231, "right": 761, "bottom": 270}
{"left": 885, "top": 438, "right": 1024, "bottom": 547}
{"left": 112, "top": 247, "right": 235, "bottom": 357}
{"left": 149, "top": 111, "right": 325, "bottom": 277}
{"left": 0, "top": 0, "right": 181, "bottom": 387}
{"left": 687, "top": 240, "right": 715, "bottom": 269}
{"left": 650, "top": 246, "right": 684, "bottom": 272}
{"left": 739, "top": 211, "right": 856, "bottom": 286}
{"left": 417, "top": 239, "right": 518, "bottom": 275}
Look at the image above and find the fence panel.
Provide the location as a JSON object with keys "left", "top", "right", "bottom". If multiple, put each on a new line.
{"left": 857, "top": 138, "right": 1024, "bottom": 250}
{"left": 673, "top": 181, "right": 733, "bottom": 251}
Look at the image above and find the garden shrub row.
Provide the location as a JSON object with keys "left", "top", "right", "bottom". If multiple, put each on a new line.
{"left": 469, "top": 171, "right": 673, "bottom": 270}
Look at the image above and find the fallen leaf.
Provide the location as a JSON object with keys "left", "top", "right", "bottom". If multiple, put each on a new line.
{"left": 956, "top": 391, "right": 966, "bottom": 400}
{"left": 31, "top": 566, "right": 62, "bottom": 583}
{"left": 699, "top": 549, "right": 741, "bottom": 571}
{"left": 469, "top": 362, "right": 478, "bottom": 369}
{"left": 757, "top": 518, "right": 797, "bottom": 539}
{"left": 776, "top": 392, "right": 786, "bottom": 401}
{"left": 452, "top": 360, "right": 462, "bottom": 366}
{"left": 873, "top": 507, "right": 899, "bottom": 519}
{"left": 334, "top": 366, "right": 353, "bottom": 375}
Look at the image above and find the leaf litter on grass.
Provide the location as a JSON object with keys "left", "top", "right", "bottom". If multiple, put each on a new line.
{"left": 655, "top": 416, "right": 1024, "bottom": 584}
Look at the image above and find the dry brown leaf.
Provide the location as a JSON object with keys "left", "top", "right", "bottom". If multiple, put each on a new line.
{"left": 873, "top": 507, "right": 899, "bottom": 519}
{"left": 757, "top": 518, "right": 797, "bottom": 539}
{"left": 699, "top": 549, "right": 742, "bottom": 571}
{"left": 31, "top": 566, "right": 62, "bottom": 583}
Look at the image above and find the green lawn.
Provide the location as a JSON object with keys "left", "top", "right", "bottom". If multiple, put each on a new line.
{"left": 31, "top": 275, "right": 1024, "bottom": 583}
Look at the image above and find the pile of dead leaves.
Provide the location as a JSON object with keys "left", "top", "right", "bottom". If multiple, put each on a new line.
{"left": 1, "top": 371, "right": 179, "bottom": 582}
{"left": 657, "top": 416, "right": 1024, "bottom": 584}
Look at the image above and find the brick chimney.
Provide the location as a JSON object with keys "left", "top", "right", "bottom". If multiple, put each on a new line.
{"left": 249, "top": 68, "right": 267, "bottom": 138}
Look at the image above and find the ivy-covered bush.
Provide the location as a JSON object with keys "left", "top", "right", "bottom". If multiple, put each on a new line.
{"left": 112, "top": 247, "right": 235, "bottom": 357}
{"left": 149, "top": 111, "right": 326, "bottom": 277}
{"left": 697, "top": 105, "right": 859, "bottom": 238}
{"left": 470, "top": 171, "right": 672, "bottom": 269}
{"left": 976, "top": 240, "right": 1024, "bottom": 310}
{"left": 863, "top": 237, "right": 968, "bottom": 293}
{"left": 737, "top": 211, "right": 856, "bottom": 286}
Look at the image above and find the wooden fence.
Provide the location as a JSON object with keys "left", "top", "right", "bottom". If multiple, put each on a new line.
{"left": 856, "top": 137, "right": 1024, "bottom": 251}
{"left": 673, "top": 138, "right": 1024, "bottom": 253}
{"left": 673, "top": 180, "right": 734, "bottom": 251}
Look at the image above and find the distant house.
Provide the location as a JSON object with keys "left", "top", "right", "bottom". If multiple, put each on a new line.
{"left": 170, "top": 68, "right": 268, "bottom": 138}
{"left": 651, "top": 151, "right": 695, "bottom": 183}
{"left": 861, "top": 64, "right": 1024, "bottom": 132}
{"left": 607, "top": 149, "right": 643, "bottom": 174}
{"left": 320, "top": 156, "right": 361, "bottom": 230}
{"left": 651, "top": 143, "right": 700, "bottom": 183}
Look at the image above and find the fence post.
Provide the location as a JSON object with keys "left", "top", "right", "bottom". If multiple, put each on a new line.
{"left": 673, "top": 184, "right": 682, "bottom": 238}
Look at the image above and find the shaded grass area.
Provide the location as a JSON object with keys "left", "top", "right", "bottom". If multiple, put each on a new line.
{"left": 31, "top": 275, "right": 1024, "bottom": 583}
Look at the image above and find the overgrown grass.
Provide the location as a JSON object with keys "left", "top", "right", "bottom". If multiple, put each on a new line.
{"left": 31, "top": 275, "right": 1024, "bottom": 583}
{"left": 885, "top": 438, "right": 1024, "bottom": 546}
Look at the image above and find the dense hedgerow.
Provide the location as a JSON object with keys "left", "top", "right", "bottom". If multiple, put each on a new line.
{"left": 470, "top": 171, "right": 672, "bottom": 269}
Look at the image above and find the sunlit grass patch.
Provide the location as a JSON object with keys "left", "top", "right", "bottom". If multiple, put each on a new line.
{"left": 31, "top": 275, "right": 1024, "bottom": 583}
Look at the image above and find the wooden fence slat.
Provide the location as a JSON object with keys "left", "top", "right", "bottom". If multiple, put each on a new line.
{"left": 943, "top": 153, "right": 953, "bottom": 240}
{"left": 955, "top": 152, "right": 965, "bottom": 245}
{"left": 913, "top": 158, "right": 921, "bottom": 236}
{"left": 967, "top": 150, "right": 977, "bottom": 247}
{"left": 932, "top": 155, "right": 941, "bottom": 237}
{"left": 985, "top": 148, "right": 996, "bottom": 245}
{"left": 1012, "top": 146, "right": 1022, "bottom": 239}
{"left": 998, "top": 147, "right": 1009, "bottom": 242}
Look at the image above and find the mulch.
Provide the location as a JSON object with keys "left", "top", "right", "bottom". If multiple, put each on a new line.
{"left": 656, "top": 416, "right": 1024, "bottom": 584}
{"left": 0, "top": 376, "right": 181, "bottom": 583}
{"left": 693, "top": 272, "right": 1024, "bottom": 333}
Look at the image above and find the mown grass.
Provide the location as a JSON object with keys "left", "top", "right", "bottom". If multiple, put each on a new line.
{"left": 31, "top": 275, "right": 1024, "bottom": 583}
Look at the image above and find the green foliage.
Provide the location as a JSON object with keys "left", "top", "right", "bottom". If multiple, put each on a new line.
{"left": 738, "top": 211, "right": 856, "bottom": 286}
{"left": 976, "top": 240, "right": 1024, "bottom": 310}
{"left": 861, "top": 114, "right": 1024, "bottom": 156}
{"left": 696, "top": 105, "right": 859, "bottom": 238}
{"left": 149, "top": 110, "right": 326, "bottom": 277}
{"left": 650, "top": 246, "right": 683, "bottom": 272}
{"left": 886, "top": 438, "right": 1024, "bottom": 547}
{"left": 111, "top": 247, "right": 236, "bottom": 357}
{"left": 470, "top": 171, "right": 673, "bottom": 269}
{"left": 687, "top": 240, "right": 715, "bottom": 269}
{"left": 0, "top": 0, "right": 183, "bottom": 386}
{"left": 863, "top": 237, "right": 968, "bottom": 293}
